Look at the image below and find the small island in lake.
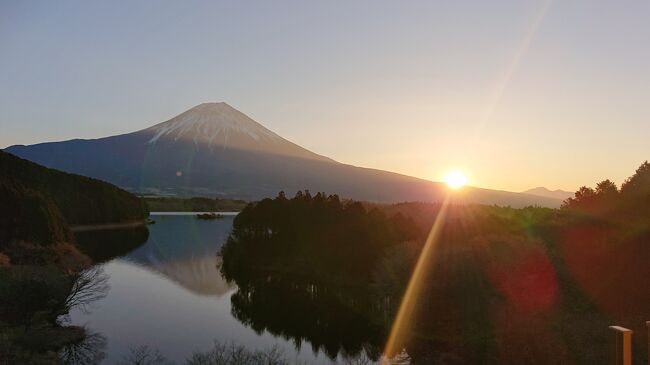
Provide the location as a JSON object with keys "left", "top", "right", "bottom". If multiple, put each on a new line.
{"left": 143, "top": 196, "right": 247, "bottom": 212}
{"left": 196, "top": 212, "right": 225, "bottom": 220}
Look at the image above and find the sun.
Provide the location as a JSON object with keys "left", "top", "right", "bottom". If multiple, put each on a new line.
{"left": 444, "top": 171, "right": 468, "bottom": 190}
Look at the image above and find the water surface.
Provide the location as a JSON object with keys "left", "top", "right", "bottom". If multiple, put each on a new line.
{"left": 70, "top": 215, "right": 338, "bottom": 364}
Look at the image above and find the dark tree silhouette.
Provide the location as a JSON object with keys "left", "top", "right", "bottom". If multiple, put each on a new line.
{"left": 563, "top": 162, "right": 650, "bottom": 220}
{"left": 562, "top": 186, "right": 597, "bottom": 210}
{"left": 59, "top": 331, "right": 107, "bottom": 365}
{"left": 63, "top": 267, "right": 110, "bottom": 316}
{"left": 595, "top": 179, "right": 618, "bottom": 196}
{"left": 220, "top": 191, "right": 419, "bottom": 285}
{"left": 621, "top": 161, "right": 650, "bottom": 195}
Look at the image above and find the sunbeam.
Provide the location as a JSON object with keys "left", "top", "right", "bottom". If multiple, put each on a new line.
{"left": 384, "top": 4, "right": 555, "bottom": 355}
{"left": 383, "top": 193, "right": 452, "bottom": 357}
{"left": 465, "top": 0, "right": 554, "bottom": 158}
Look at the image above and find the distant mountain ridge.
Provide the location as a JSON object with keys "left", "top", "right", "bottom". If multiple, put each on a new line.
{"left": 522, "top": 187, "right": 574, "bottom": 201}
{"left": 5, "top": 102, "right": 562, "bottom": 208}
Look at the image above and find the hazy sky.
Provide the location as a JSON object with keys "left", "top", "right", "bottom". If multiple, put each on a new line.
{"left": 1, "top": 1, "right": 649, "bottom": 192}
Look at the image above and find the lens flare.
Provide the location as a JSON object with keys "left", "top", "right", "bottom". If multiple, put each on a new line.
{"left": 383, "top": 194, "right": 452, "bottom": 357}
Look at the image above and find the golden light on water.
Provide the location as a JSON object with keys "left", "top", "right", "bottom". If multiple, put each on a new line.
{"left": 444, "top": 171, "right": 468, "bottom": 190}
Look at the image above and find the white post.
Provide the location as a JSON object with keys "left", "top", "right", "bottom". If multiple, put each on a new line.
{"left": 609, "top": 325, "right": 632, "bottom": 365}
{"left": 646, "top": 321, "right": 650, "bottom": 365}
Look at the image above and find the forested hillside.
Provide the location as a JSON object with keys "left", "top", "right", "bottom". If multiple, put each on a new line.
{"left": 0, "top": 150, "right": 150, "bottom": 364}
{"left": 220, "top": 162, "right": 650, "bottom": 363}
{"left": 0, "top": 150, "right": 148, "bottom": 225}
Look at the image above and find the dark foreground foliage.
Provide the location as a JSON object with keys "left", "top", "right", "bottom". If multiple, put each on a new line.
{"left": 220, "top": 161, "right": 650, "bottom": 364}
{"left": 119, "top": 342, "right": 289, "bottom": 365}
{"left": 221, "top": 191, "right": 419, "bottom": 285}
{"left": 0, "top": 266, "right": 109, "bottom": 365}
{"left": 117, "top": 341, "right": 405, "bottom": 365}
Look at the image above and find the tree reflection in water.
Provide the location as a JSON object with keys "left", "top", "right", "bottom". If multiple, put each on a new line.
{"left": 58, "top": 267, "right": 111, "bottom": 364}
{"left": 229, "top": 274, "right": 385, "bottom": 361}
{"left": 218, "top": 193, "right": 416, "bottom": 362}
{"left": 59, "top": 331, "right": 107, "bottom": 365}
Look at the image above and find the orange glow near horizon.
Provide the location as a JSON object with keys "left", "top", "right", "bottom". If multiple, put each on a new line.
{"left": 444, "top": 171, "right": 468, "bottom": 190}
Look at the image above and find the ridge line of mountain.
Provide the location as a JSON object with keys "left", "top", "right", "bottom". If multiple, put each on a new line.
{"left": 4, "top": 102, "right": 564, "bottom": 208}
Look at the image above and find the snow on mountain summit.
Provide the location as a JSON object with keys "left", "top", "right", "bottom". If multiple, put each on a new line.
{"left": 146, "top": 102, "right": 282, "bottom": 145}
{"left": 142, "top": 102, "right": 334, "bottom": 162}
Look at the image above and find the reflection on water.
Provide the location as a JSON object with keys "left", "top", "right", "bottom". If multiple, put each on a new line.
{"left": 124, "top": 216, "right": 233, "bottom": 297}
{"left": 230, "top": 274, "right": 384, "bottom": 360}
{"left": 59, "top": 331, "right": 107, "bottom": 365}
{"left": 69, "top": 215, "right": 350, "bottom": 364}
{"left": 75, "top": 226, "right": 149, "bottom": 264}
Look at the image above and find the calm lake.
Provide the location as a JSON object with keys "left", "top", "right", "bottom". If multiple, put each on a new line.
{"left": 69, "top": 214, "right": 341, "bottom": 364}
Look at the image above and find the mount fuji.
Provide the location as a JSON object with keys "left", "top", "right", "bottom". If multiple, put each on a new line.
{"left": 5, "top": 102, "right": 561, "bottom": 207}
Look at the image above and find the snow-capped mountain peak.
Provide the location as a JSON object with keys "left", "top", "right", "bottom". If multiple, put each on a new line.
{"left": 146, "top": 102, "right": 282, "bottom": 145}
{"left": 142, "top": 102, "right": 333, "bottom": 162}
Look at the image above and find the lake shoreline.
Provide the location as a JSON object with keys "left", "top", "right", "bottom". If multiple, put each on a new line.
{"left": 150, "top": 211, "right": 240, "bottom": 216}
{"left": 70, "top": 212, "right": 241, "bottom": 232}
{"left": 70, "top": 220, "right": 148, "bottom": 232}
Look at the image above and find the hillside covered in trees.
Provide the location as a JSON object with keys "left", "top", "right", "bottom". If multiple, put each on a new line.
{"left": 0, "top": 150, "right": 150, "bottom": 364}
{"left": 220, "top": 162, "right": 650, "bottom": 364}
{"left": 220, "top": 191, "right": 419, "bottom": 285}
{"left": 0, "top": 150, "right": 148, "bottom": 225}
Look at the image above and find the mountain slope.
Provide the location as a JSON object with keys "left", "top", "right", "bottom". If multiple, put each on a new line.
{"left": 145, "top": 102, "right": 334, "bottom": 162}
{"left": 5, "top": 103, "right": 562, "bottom": 208}
{"left": 522, "top": 187, "right": 574, "bottom": 201}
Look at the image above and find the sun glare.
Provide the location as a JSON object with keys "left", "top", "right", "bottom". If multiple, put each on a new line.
{"left": 445, "top": 171, "right": 467, "bottom": 190}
